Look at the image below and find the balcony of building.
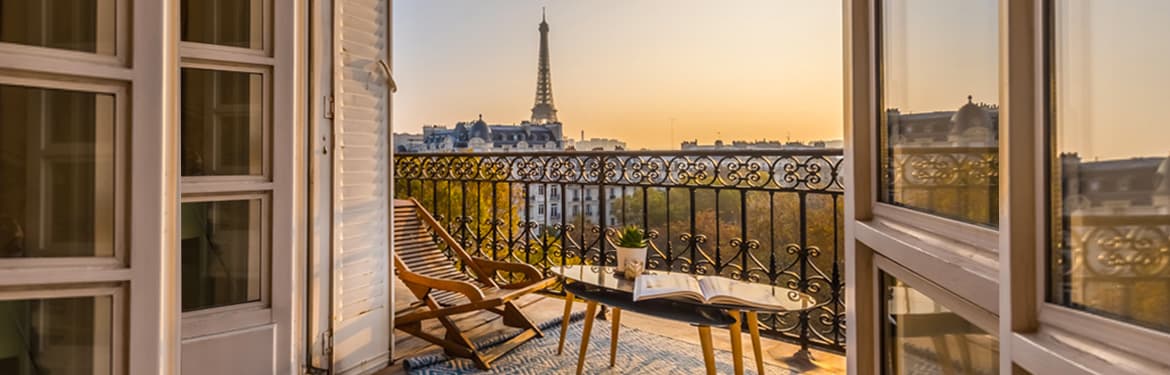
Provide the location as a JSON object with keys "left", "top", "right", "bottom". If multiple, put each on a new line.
{"left": 382, "top": 149, "right": 848, "bottom": 373}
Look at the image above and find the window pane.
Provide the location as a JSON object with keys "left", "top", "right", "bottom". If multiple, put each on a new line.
{"left": 181, "top": 68, "right": 263, "bottom": 177}
{"left": 0, "top": 296, "right": 113, "bottom": 375}
{"left": 1050, "top": 0, "right": 1170, "bottom": 333}
{"left": 882, "top": 273, "right": 998, "bottom": 375}
{"left": 0, "top": 84, "right": 115, "bottom": 258}
{"left": 181, "top": 199, "right": 263, "bottom": 312}
{"left": 0, "top": 0, "right": 115, "bottom": 54}
{"left": 181, "top": 0, "right": 262, "bottom": 49}
{"left": 879, "top": 0, "right": 1000, "bottom": 227}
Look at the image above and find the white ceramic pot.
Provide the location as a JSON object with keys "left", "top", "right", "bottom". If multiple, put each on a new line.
{"left": 614, "top": 246, "right": 647, "bottom": 272}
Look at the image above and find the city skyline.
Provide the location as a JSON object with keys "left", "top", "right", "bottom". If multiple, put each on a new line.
{"left": 393, "top": 0, "right": 844, "bottom": 150}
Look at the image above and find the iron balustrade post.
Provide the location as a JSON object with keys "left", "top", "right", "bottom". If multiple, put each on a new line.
{"left": 688, "top": 187, "right": 697, "bottom": 274}
{"left": 598, "top": 154, "right": 607, "bottom": 266}
{"left": 794, "top": 191, "right": 813, "bottom": 363}
{"left": 832, "top": 194, "right": 842, "bottom": 347}
{"left": 491, "top": 182, "right": 499, "bottom": 262}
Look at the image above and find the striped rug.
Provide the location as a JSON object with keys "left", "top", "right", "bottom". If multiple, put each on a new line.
{"left": 403, "top": 312, "right": 789, "bottom": 374}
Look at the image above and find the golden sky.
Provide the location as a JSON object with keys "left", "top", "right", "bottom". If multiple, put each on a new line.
{"left": 393, "top": 0, "right": 844, "bottom": 150}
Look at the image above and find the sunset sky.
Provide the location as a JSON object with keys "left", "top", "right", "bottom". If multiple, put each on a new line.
{"left": 392, "top": 0, "right": 844, "bottom": 150}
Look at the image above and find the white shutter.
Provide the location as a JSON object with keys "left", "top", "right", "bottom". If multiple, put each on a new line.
{"left": 331, "top": 0, "right": 392, "bottom": 373}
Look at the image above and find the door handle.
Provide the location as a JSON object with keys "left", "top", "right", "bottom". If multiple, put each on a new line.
{"left": 378, "top": 59, "right": 398, "bottom": 93}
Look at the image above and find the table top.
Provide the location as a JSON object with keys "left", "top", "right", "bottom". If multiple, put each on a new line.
{"left": 550, "top": 265, "right": 817, "bottom": 313}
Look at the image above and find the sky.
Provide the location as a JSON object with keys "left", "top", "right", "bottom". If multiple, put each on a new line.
{"left": 392, "top": 0, "right": 844, "bottom": 150}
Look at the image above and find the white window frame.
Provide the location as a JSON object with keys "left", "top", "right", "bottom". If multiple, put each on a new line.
{"left": 177, "top": 0, "right": 292, "bottom": 342}
{"left": 848, "top": 0, "right": 1170, "bottom": 373}
{"left": 1012, "top": 0, "right": 1170, "bottom": 372}
{"left": 178, "top": 0, "right": 273, "bottom": 58}
{"left": 871, "top": 254, "right": 1000, "bottom": 367}
{"left": 176, "top": 62, "right": 273, "bottom": 186}
{"left": 0, "top": 0, "right": 129, "bottom": 67}
{"left": 0, "top": 75, "right": 128, "bottom": 271}
{"left": 178, "top": 192, "right": 272, "bottom": 337}
{"left": 0, "top": 284, "right": 126, "bottom": 375}
{"left": 855, "top": 0, "right": 1002, "bottom": 318}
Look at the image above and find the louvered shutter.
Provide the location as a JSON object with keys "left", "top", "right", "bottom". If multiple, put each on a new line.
{"left": 330, "top": 0, "right": 393, "bottom": 373}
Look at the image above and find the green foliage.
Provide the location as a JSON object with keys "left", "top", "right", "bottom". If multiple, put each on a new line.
{"left": 615, "top": 225, "right": 647, "bottom": 248}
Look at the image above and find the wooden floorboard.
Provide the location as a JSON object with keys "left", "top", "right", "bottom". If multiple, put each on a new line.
{"left": 376, "top": 283, "right": 844, "bottom": 375}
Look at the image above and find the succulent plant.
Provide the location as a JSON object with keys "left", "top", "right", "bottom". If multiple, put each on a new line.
{"left": 615, "top": 225, "right": 647, "bottom": 248}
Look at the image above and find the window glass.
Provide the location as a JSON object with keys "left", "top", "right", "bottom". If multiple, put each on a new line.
{"left": 0, "top": 0, "right": 115, "bottom": 54}
{"left": 0, "top": 84, "right": 115, "bottom": 258}
{"left": 879, "top": 0, "right": 1000, "bottom": 227}
{"left": 181, "top": 68, "right": 263, "bottom": 177}
{"left": 0, "top": 296, "right": 113, "bottom": 375}
{"left": 1050, "top": 0, "right": 1170, "bottom": 333}
{"left": 882, "top": 273, "right": 998, "bottom": 375}
{"left": 181, "top": 0, "right": 263, "bottom": 49}
{"left": 181, "top": 199, "right": 263, "bottom": 312}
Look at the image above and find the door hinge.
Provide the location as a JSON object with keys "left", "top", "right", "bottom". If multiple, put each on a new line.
{"left": 322, "top": 330, "right": 333, "bottom": 358}
{"left": 304, "top": 330, "right": 333, "bottom": 375}
{"left": 324, "top": 95, "right": 336, "bottom": 119}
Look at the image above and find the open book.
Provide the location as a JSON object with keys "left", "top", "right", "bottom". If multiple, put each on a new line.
{"left": 632, "top": 273, "right": 811, "bottom": 311}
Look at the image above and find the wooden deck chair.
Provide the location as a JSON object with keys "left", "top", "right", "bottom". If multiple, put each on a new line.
{"left": 392, "top": 198, "right": 556, "bottom": 369}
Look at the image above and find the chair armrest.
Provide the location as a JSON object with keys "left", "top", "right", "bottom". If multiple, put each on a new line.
{"left": 397, "top": 268, "right": 485, "bottom": 302}
{"left": 470, "top": 257, "right": 546, "bottom": 289}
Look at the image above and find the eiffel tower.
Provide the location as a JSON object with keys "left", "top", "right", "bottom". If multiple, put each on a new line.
{"left": 531, "top": 8, "right": 558, "bottom": 124}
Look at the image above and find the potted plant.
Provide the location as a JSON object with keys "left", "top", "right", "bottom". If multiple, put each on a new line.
{"left": 614, "top": 225, "right": 648, "bottom": 275}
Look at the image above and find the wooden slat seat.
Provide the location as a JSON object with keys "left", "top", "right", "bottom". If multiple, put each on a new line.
{"left": 392, "top": 198, "right": 556, "bottom": 369}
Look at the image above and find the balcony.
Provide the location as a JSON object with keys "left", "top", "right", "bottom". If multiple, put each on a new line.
{"left": 388, "top": 149, "right": 846, "bottom": 373}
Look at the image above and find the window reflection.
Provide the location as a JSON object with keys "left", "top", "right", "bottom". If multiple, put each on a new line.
{"left": 882, "top": 273, "right": 998, "bottom": 375}
{"left": 0, "top": 84, "right": 115, "bottom": 258}
{"left": 0, "top": 296, "right": 113, "bottom": 375}
{"left": 1051, "top": 0, "right": 1170, "bottom": 333}
{"left": 181, "top": 200, "right": 263, "bottom": 312}
{"left": 0, "top": 0, "right": 115, "bottom": 54}
{"left": 181, "top": 68, "right": 263, "bottom": 177}
{"left": 181, "top": 0, "right": 262, "bottom": 49}
{"left": 879, "top": 0, "right": 1000, "bottom": 227}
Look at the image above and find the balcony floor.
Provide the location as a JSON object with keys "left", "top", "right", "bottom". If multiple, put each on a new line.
{"left": 379, "top": 282, "right": 845, "bottom": 374}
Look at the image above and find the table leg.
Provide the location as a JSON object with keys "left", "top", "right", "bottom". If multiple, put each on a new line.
{"left": 698, "top": 325, "right": 716, "bottom": 375}
{"left": 557, "top": 292, "right": 575, "bottom": 355}
{"left": 610, "top": 307, "right": 621, "bottom": 367}
{"left": 729, "top": 310, "right": 744, "bottom": 375}
{"left": 576, "top": 301, "right": 598, "bottom": 375}
{"left": 746, "top": 311, "right": 765, "bottom": 375}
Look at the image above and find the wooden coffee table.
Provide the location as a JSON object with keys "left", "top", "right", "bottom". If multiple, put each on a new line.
{"left": 551, "top": 265, "right": 816, "bottom": 375}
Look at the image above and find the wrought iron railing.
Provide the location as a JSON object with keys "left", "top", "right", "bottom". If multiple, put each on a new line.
{"left": 393, "top": 149, "right": 846, "bottom": 353}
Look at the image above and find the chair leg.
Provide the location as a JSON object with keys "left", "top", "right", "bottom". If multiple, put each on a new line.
{"left": 610, "top": 307, "right": 622, "bottom": 367}
{"left": 439, "top": 315, "right": 490, "bottom": 369}
{"left": 501, "top": 300, "right": 543, "bottom": 338}
{"left": 557, "top": 292, "right": 574, "bottom": 355}
{"left": 576, "top": 301, "right": 598, "bottom": 375}
{"left": 746, "top": 311, "right": 765, "bottom": 375}
{"left": 698, "top": 325, "right": 716, "bottom": 375}
{"left": 729, "top": 309, "right": 744, "bottom": 375}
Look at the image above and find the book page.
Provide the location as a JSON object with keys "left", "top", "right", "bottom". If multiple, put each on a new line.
{"left": 633, "top": 273, "right": 704, "bottom": 302}
{"left": 699, "top": 277, "right": 813, "bottom": 311}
